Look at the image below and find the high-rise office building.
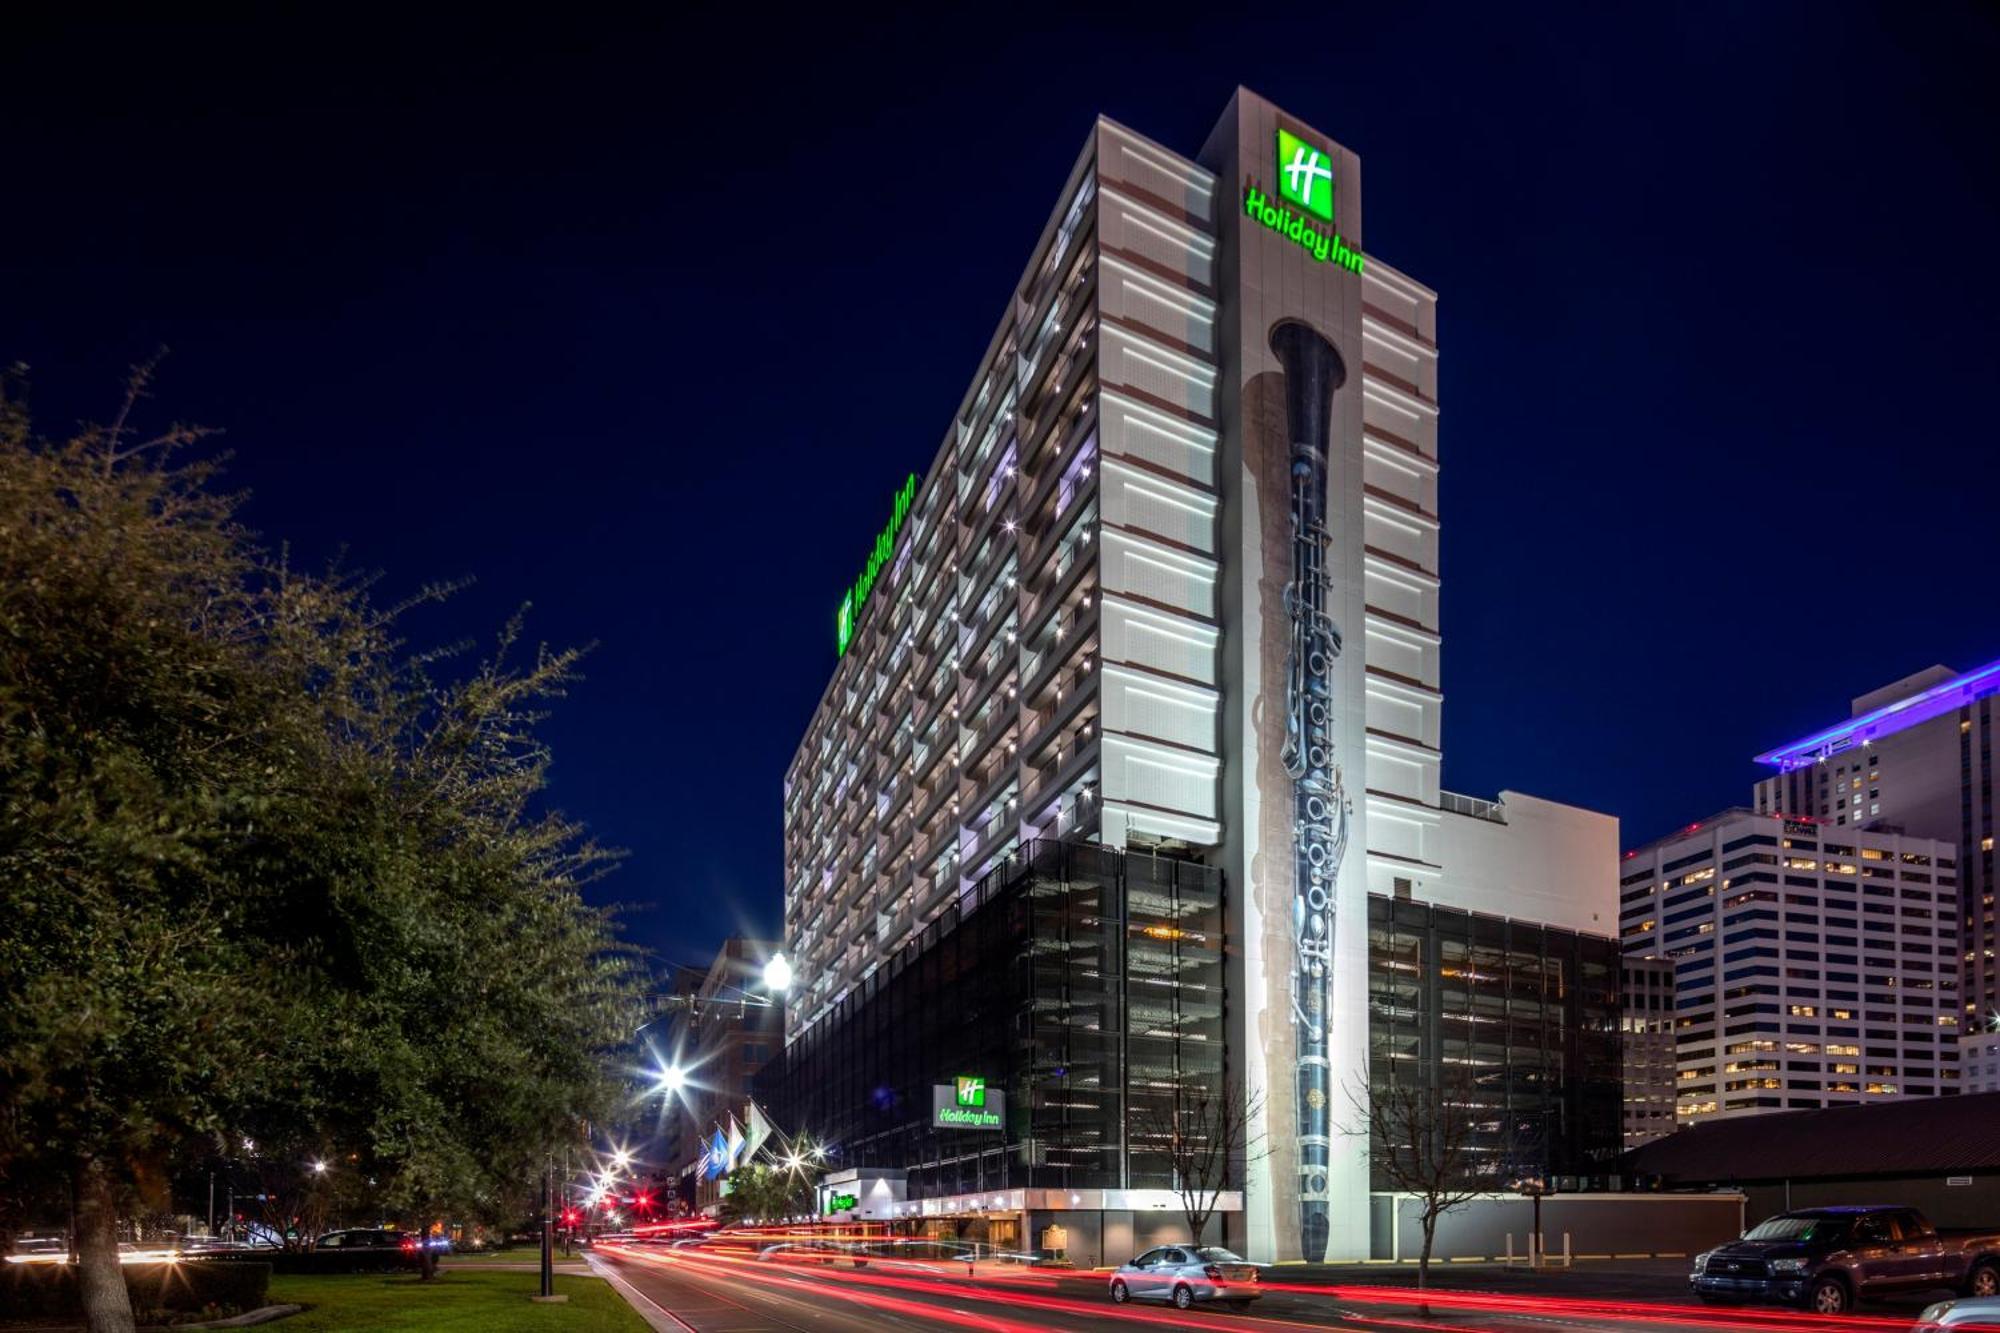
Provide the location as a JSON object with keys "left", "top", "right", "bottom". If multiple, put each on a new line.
{"left": 778, "top": 87, "right": 1618, "bottom": 1262}
{"left": 1751, "top": 657, "right": 1999, "bottom": 1023}
{"left": 1619, "top": 809, "right": 1959, "bottom": 1126}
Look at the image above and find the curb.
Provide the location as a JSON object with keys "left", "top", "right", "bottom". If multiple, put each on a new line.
{"left": 143, "top": 1305, "right": 306, "bottom": 1330}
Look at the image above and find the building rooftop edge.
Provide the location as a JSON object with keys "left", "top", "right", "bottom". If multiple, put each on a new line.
{"left": 1752, "top": 654, "right": 2000, "bottom": 770}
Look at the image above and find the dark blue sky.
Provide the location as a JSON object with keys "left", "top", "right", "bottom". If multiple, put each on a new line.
{"left": 5, "top": 7, "right": 1995, "bottom": 969}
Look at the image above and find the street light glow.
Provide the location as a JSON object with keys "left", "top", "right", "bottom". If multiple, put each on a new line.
{"left": 658, "top": 1064, "right": 687, "bottom": 1093}
{"left": 311, "top": 1160, "right": 327, "bottom": 1175}
{"left": 762, "top": 953, "right": 793, "bottom": 994}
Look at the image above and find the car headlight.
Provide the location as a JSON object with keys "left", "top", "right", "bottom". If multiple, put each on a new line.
{"left": 1692, "top": 1251, "right": 1711, "bottom": 1274}
{"left": 1769, "top": 1258, "right": 1808, "bottom": 1275}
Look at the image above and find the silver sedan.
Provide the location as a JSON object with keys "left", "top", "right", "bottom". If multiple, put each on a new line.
{"left": 1108, "top": 1245, "right": 1261, "bottom": 1310}
{"left": 1916, "top": 1296, "right": 2000, "bottom": 1329}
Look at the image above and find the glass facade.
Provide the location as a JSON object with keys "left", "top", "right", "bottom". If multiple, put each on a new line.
{"left": 1367, "top": 895, "right": 1622, "bottom": 1187}
{"left": 755, "top": 840, "right": 1224, "bottom": 1200}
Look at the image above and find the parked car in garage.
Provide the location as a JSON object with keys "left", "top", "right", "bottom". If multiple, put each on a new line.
{"left": 1108, "top": 1246, "right": 1261, "bottom": 1311}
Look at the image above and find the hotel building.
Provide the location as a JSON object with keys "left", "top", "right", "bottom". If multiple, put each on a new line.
{"left": 1751, "top": 657, "right": 2000, "bottom": 1023}
{"left": 1618, "top": 810, "right": 1960, "bottom": 1126}
{"left": 775, "top": 88, "right": 1620, "bottom": 1263}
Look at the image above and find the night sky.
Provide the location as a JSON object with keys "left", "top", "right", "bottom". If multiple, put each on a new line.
{"left": 5, "top": 7, "right": 1996, "bottom": 970}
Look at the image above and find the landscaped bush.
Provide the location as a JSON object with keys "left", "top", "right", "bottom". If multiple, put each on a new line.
{"left": 0, "top": 1260, "right": 271, "bottom": 1318}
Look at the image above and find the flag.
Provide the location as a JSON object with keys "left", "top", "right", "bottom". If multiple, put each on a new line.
{"left": 745, "top": 1102, "right": 774, "bottom": 1162}
{"left": 725, "top": 1114, "right": 745, "bottom": 1171}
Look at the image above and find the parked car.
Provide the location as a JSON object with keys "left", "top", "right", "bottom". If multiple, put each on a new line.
{"left": 1108, "top": 1246, "right": 1261, "bottom": 1311}
{"left": 1690, "top": 1206, "right": 2000, "bottom": 1314}
{"left": 313, "top": 1229, "right": 420, "bottom": 1270}
{"left": 1916, "top": 1295, "right": 2000, "bottom": 1329}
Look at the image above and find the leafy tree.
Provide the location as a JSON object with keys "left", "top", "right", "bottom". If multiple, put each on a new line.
{"left": 715, "top": 1164, "right": 812, "bottom": 1224}
{"left": 0, "top": 363, "right": 644, "bottom": 1327}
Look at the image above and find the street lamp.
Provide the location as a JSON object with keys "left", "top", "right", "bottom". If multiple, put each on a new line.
{"left": 657, "top": 1064, "right": 687, "bottom": 1094}
{"left": 310, "top": 1160, "right": 328, "bottom": 1176}
{"left": 762, "top": 953, "right": 793, "bottom": 994}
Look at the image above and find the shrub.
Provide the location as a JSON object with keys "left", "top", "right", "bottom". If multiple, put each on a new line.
{"left": 0, "top": 1261, "right": 271, "bottom": 1318}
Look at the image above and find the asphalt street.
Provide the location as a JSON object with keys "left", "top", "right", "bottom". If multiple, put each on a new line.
{"left": 590, "top": 1241, "right": 1967, "bottom": 1333}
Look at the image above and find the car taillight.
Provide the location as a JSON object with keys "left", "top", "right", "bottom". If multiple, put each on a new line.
{"left": 1204, "top": 1264, "right": 1223, "bottom": 1280}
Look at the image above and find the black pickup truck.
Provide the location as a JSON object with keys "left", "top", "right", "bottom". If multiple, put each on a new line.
{"left": 1691, "top": 1206, "right": 2000, "bottom": 1314}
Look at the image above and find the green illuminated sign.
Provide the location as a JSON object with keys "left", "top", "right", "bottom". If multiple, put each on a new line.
{"left": 936, "top": 1104, "right": 1003, "bottom": 1129}
{"left": 1243, "top": 187, "right": 1363, "bottom": 274}
{"left": 932, "top": 1077, "right": 1004, "bottom": 1130}
{"left": 1276, "top": 127, "right": 1335, "bottom": 222}
{"left": 836, "top": 473, "right": 919, "bottom": 656}
{"left": 826, "top": 1191, "right": 857, "bottom": 1213}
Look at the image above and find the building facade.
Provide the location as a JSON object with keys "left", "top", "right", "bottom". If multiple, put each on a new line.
{"left": 1751, "top": 657, "right": 1999, "bottom": 1024}
{"left": 1961, "top": 1030, "right": 2000, "bottom": 1094}
{"left": 779, "top": 88, "right": 1619, "bottom": 1262}
{"left": 1618, "top": 809, "right": 1960, "bottom": 1127}
{"left": 653, "top": 938, "right": 782, "bottom": 1211}
{"left": 1621, "top": 956, "right": 1677, "bottom": 1149}
{"left": 1367, "top": 896, "right": 1623, "bottom": 1184}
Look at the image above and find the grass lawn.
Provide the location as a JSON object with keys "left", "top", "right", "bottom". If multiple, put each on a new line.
{"left": 268, "top": 1268, "right": 651, "bottom": 1331}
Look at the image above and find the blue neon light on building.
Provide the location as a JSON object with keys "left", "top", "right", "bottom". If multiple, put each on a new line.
{"left": 1754, "top": 655, "right": 2000, "bottom": 770}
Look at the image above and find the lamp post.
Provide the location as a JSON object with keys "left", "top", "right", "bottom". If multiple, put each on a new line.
{"left": 539, "top": 1162, "right": 554, "bottom": 1299}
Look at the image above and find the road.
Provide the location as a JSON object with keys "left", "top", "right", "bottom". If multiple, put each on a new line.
{"left": 590, "top": 1241, "right": 1953, "bottom": 1333}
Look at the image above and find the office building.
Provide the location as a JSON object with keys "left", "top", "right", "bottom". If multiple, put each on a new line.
{"left": 777, "top": 87, "right": 1619, "bottom": 1262}
{"left": 1618, "top": 809, "right": 1959, "bottom": 1126}
{"left": 1961, "top": 1031, "right": 2000, "bottom": 1094}
{"left": 1751, "top": 657, "right": 1999, "bottom": 1022}
{"left": 1621, "top": 956, "right": 1677, "bottom": 1149}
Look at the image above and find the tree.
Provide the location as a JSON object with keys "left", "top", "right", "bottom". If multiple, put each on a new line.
{"left": 0, "top": 363, "right": 644, "bottom": 1327}
{"left": 715, "top": 1164, "right": 811, "bottom": 1224}
{"left": 1130, "top": 1074, "right": 1266, "bottom": 1248}
{"left": 1344, "top": 1070, "right": 1506, "bottom": 1289}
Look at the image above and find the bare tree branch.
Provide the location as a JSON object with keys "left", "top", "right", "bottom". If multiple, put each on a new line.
{"left": 1130, "top": 1073, "right": 1268, "bottom": 1246}
{"left": 1342, "top": 1068, "right": 1511, "bottom": 1288}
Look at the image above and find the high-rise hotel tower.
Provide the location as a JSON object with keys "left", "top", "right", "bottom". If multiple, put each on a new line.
{"left": 779, "top": 89, "right": 1618, "bottom": 1263}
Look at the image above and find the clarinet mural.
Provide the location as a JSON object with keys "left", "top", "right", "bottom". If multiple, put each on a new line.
{"left": 1269, "top": 317, "right": 1350, "bottom": 1263}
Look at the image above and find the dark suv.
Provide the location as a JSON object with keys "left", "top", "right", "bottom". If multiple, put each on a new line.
{"left": 1692, "top": 1206, "right": 2000, "bottom": 1314}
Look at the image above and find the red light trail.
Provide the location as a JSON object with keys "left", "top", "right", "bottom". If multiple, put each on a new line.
{"left": 600, "top": 1239, "right": 1951, "bottom": 1333}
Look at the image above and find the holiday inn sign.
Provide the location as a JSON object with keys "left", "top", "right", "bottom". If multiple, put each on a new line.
{"left": 1248, "top": 128, "right": 1363, "bottom": 273}
{"left": 931, "top": 1075, "right": 1004, "bottom": 1130}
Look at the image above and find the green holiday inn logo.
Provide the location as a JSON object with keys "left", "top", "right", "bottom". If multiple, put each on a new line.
{"left": 1276, "top": 127, "right": 1335, "bottom": 221}
{"left": 955, "top": 1076, "right": 985, "bottom": 1107}
{"left": 1245, "top": 126, "right": 1363, "bottom": 273}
